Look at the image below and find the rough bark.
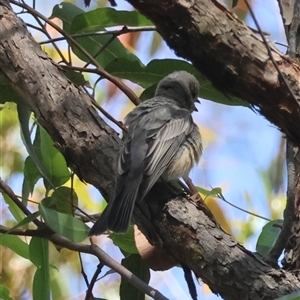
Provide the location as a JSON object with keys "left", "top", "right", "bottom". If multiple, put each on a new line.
{"left": 1, "top": 1, "right": 300, "bottom": 299}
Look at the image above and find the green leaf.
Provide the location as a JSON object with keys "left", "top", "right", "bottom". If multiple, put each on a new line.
{"left": 72, "top": 8, "right": 153, "bottom": 33}
{"left": 105, "top": 58, "right": 159, "bottom": 88}
{"left": 256, "top": 219, "right": 283, "bottom": 256}
{"left": 22, "top": 156, "right": 42, "bottom": 203}
{"left": 196, "top": 186, "right": 222, "bottom": 198}
{"left": 120, "top": 254, "right": 150, "bottom": 300}
{"left": 0, "top": 85, "right": 22, "bottom": 104}
{"left": 39, "top": 202, "right": 89, "bottom": 242}
{"left": 29, "top": 236, "right": 48, "bottom": 266}
{"left": 8, "top": 211, "right": 40, "bottom": 232}
{"left": 139, "top": 83, "right": 156, "bottom": 101}
{"left": 109, "top": 224, "right": 138, "bottom": 254}
{"left": 2, "top": 193, "right": 26, "bottom": 223}
{"left": 42, "top": 187, "right": 78, "bottom": 214}
{"left": 63, "top": 69, "right": 88, "bottom": 87}
{"left": 105, "top": 58, "right": 248, "bottom": 106}
{"left": 34, "top": 125, "right": 70, "bottom": 190}
{"left": 0, "top": 233, "right": 29, "bottom": 259}
{"left": 17, "top": 103, "right": 55, "bottom": 195}
{"left": 232, "top": 0, "right": 239, "bottom": 8}
{"left": 275, "top": 291, "right": 300, "bottom": 300}
{"left": 0, "top": 285, "right": 13, "bottom": 300}
{"left": 29, "top": 237, "right": 50, "bottom": 300}
{"left": 51, "top": 3, "right": 142, "bottom": 68}
{"left": 50, "top": 2, "right": 83, "bottom": 33}
{"left": 0, "top": 73, "right": 23, "bottom": 104}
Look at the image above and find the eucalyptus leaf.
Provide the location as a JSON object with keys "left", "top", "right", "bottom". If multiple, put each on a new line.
{"left": 0, "top": 285, "right": 13, "bottom": 300}
{"left": 120, "top": 254, "right": 150, "bottom": 300}
{"left": 2, "top": 193, "right": 26, "bottom": 223}
{"left": 42, "top": 187, "right": 78, "bottom": 215}
{"left": 71, "top": 7, "right": 153, "bottom": 33}
{"left": 109, "top": 224, "right": 138, "bottom": 254}
{"left": 22, "top": 156, "right": 42, "bottom": 204}
{"left": 39, "top": 202, "right": 89, "bottom": 242}
{"left": 232, "top": 0, "right": 239, "bottom": 8}
{"left": 196, "top": 186, "right": 222, "bottom": 198}
{"left": 17, "top": 104, "right": 55, "bottom": 194}
{"left": 256, "top": 219, "right": 283, "bottom": 256}
{"left": 34, "top": 125, "right": 70, "bottom": 190}
{"left": 8, "top": 211, "right": 40, "bottom": 232}
{"left": 0, "top": 234, "right": 29, "bottom": 259}
{"left": 29, "top": 237, "right": 50, "bottom": 300}
{"left": 0, "top": 84, "right": 22, "bottom": 104}
{"left": 63, "top": 69, "right": 88, "bottom": 87}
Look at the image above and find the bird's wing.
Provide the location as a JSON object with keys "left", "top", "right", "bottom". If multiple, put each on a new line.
{"left": 140, "top": 107, "right": 193, "bottom": 199}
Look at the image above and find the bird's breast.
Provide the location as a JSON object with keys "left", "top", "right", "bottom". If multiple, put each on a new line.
{"left": 166, "top": 124, "right": 202, "bottom": 179}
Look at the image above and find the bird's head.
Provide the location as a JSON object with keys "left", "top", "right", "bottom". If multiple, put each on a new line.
{"left": 155, "top": 71, "right": 200, "bottom": 112}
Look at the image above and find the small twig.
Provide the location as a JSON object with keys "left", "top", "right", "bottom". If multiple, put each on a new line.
{"left": 91, "top": 76, "right": 102, "bottom": 98}
{"left": 79, "top": 253, "right": 91, "bottom": 289}
{"left": 82, "top": 86, "right": 128, "bottom": 133}
{"left": 39, "top": 26, "right": 156, "bottom": 46}
{"left": 216, "top": 191, "right": 271, "bottom": 222}
{"left": 60, "top": 65, "right": 97, "bottom": 74}
{"left": 25, "top": 22, "right": 45, "bottom": 33}
{"left": 85, "top": 262, "right": 104, "bottom": 300}
{"left": 0, "top": 178, "right": 43, "bottom": 227}
{"left": 0, "top": 227, "right": 50, "bottom": 237}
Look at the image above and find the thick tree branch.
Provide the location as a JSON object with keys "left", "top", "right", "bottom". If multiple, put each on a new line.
{"left": 1, "top": 1, "right": 300, "bottom": 299}
{"left": 126, "top": 0, "right": 300, "bottom": 145}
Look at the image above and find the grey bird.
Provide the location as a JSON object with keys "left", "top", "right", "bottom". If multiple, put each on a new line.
{"left": 89, "top": 71, "right": 202, "bottom": 235}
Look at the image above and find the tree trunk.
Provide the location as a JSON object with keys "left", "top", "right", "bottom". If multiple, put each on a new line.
{"left": 1, "top": 0, "right": 300, "bottom": 299}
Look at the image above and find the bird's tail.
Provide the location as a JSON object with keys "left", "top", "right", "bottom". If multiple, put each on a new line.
{"left": 89, "top": 174, "right": 142, "bottom": 236}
